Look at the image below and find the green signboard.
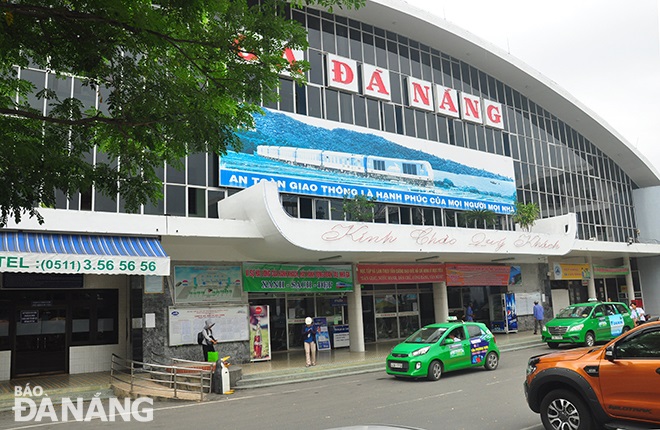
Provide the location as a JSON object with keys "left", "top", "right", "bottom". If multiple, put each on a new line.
{"left": 243, "top": 263, "right": 354, "bottom": 293}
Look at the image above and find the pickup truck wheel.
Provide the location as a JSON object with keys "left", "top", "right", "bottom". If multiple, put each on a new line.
{"left": 540, "top": 389, "right": 592, "bottom": 430}
{"left": 583, "top": 331, "right": 595, "bottom": 347}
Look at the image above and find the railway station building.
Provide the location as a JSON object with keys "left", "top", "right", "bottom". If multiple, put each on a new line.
{"left": 1, "top": 0, "right": 660, "bottom": 379}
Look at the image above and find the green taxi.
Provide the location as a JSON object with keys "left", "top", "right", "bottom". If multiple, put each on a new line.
{"left": 542, "top": 300, "right": 635, "bottom": 348}
{"left": 386, "top": 321, "right": 500, "bottom": 381}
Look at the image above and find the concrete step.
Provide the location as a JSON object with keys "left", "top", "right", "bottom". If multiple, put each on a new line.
{"left": 235, "top": 361, "right": 385, "bottom": 390}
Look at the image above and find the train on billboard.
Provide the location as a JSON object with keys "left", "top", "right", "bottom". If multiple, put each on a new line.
{"left": 257, "top": 146, "right": 435, "bottom": 184}
{"left": 221, "top": 108, "right": 516, "bottom": 214}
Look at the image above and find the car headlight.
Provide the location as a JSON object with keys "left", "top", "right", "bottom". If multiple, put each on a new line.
{"left": 526, "top": 356, "right": 542, "bottom": 376}
{"left": 411, "top": 346, "right": 430, "bottom": 357}
{"left": 568, "top": 324, "right": 584, "bottom": 332}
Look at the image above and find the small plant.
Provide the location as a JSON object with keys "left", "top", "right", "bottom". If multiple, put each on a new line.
{"left": 342, "top": 194, "right": 376, "bottom": 222}
{"left": 512, "top": 201, "right": 540, "bottom": 231}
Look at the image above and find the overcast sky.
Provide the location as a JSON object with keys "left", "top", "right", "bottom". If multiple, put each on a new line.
{"left": 403, "top": 0, "right": 660, "bottom": 173}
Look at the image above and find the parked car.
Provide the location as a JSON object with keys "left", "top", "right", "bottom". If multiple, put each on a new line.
{"left": 541, "top": 300, "right": 635, "bottom": 348}
{"left": 525, "top": 320, "right": 660, "bottom": 430}
{"left": 386, "top": 321, "right": 499, "bottom": 381}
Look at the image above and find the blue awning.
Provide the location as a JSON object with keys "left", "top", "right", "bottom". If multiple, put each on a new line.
{"left": 0, "top": 232, "right": 170, "bottom": 276}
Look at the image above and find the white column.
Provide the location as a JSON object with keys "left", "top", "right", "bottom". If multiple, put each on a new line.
{"left": 587, "top": 256, "right": 596, "bottom": 300}
{"left": 623, "top": 256, "right": 635, "bottom": 303}
{"left": 433, "top": 281, "right": 449, "bottom": 323}
{"left": 347, "top": 284, "right": 365, "bottom": 352}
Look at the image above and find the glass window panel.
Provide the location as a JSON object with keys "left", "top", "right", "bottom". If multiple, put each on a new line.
{"left": 322, "top": 19, "right": 336, "bottom": 53}
{"left": 404, "top": 107, "right": 415, "bottom": 137}
{"left": 325, "top": 89, "right": 339, "bottom": 121}
{"left": 375, "top": 37, "right": 387, "bottom": 68}
{"left": 295, "top": 83, "right": 307, "bottom": 115}
{"left": 339, "top": 92, "right": 353, "bottom": 124}
{"left": 281, "top": 194, "right": 298, "bottom": 217}
{"left": 20, "top": 68, "right": 46, "bottom": 112}
{"left": 315, "top": 199, "right": 329, "bottom": 219}
{"left": 354, "top": 97, "right": 367, "bottom": 127}
{"left": 366, "top": 98, "right": 380, "bottom": 130}
{"left": 187, "top": 153, "right": 206, "bottom": 186}
{"left": 307, "top": 16, "right": 321, "bottom": 49}
{"left": 382, "top": 103, "right": 396, "bottom": 133}
{"left": 307, "top": 86, "right": 322, "bottom": 118}
{"left": 166, "top": 185, "right": 186, "bottom": 216}
{"left": 188, "top": 187, "right": 206, "bottom": 218}
{"left": 387, "top": 40, "right": 399, "bottom": 72}
{"left": 166, "top": 161, "right": 186, "bottom": 184}
{"left": 330, "top": 200, "right": 344, "bottom": 220}
{"left": 362, "top": 32, "right": 375, "bottom": 64}
{"left": 336, "top": 24, "right": 349, "bottom": 57}
{"left": 308, "top": 50, "right": 324, "bottom": 85}
{"left": 279, "top": 78, "right": 294, "bottom": 113}
{"left": 415, "top": 110, "right": 427, "bottom": 139}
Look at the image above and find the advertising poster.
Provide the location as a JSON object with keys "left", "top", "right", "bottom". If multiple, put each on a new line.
{"left": 168, "top": 306, "right": 249, "bottom": 346}
{"left": 314, "top": 317, "right": 331, "bottom": 351}
{"left": 332, "top": 324, "right": 350, "bottom": 348}
{"left": 509, "top": 266, "right": 522, "bottom": 285}
{"left": 243, "top": 263, "right": 353, "bottom": 293}
{"left": 552, "top": 263, "right": 590, "bottom": 280}
{"left": 505, "top": 292, "right": 518, "bottom": 332}
{"left": 221, "top": 108, "right": 516, "bottom": 214}
{"left": 249, "top": 305, "right": 271, "bottom": 362}
{"left": 173, "top": 265, "right": 243, "bottom": 303}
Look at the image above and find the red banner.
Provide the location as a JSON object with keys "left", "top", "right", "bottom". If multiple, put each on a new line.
{"left": 446, "top": 264, "right": 510, "bottom": 286}
{"left": 356, "top": 263, "right": 446, "bottom": 284}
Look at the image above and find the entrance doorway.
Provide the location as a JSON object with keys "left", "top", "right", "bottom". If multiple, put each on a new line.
{"left": 13, "top": 305, "right": 67, "bottom": 377}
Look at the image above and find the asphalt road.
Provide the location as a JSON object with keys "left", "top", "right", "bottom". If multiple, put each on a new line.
{"left": 0, "top": 344, "right": 551, "bottom": 430}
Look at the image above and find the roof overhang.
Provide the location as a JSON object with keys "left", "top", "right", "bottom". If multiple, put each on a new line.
{"left": 331, "top": 0, "right": 660, "bottom": 187}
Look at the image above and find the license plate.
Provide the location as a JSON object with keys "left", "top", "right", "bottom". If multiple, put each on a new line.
{"left": 390, "top": 362, "right": 403, "bottom": 369}
{"left": 552, "top": 335, "right": 562, "bottom": 340}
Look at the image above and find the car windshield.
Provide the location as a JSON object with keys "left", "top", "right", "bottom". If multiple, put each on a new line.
{"left": 556, "top": 305, "right": 592, "bottom": 318}
{"left": 405, "top": 327, "right": 447, "bottom": 344}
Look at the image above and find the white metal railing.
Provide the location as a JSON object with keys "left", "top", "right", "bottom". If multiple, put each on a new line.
{"left": 110, "top": 354, "right": 213, "bottom": 401}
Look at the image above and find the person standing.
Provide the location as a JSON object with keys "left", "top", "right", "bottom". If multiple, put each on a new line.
{"left": 630, "top": 302, "right": 646, "bottom": 326}
{"left": 533, "top": 301, "right": 544, "bottom": 335}
{"left": 465, "top": 302, "right": 474, "bottom": 322}
{"left": 201, "top": 319, "right": 218, "bottom": 361}
{"left": 302, "top": 317, "right": 317, "bottom": 367}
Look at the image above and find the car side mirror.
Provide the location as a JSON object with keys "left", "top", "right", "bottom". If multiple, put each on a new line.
{"left": 444, "top": 338, "right": 454, "bottom": 344}
{"left": 605, "top": 344, "right": 615, "bottom": 361}
{"left": 594, "top": 312, "right": 604, "bottom": 318}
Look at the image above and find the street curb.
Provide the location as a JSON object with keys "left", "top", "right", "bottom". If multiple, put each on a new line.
{"left": 234, "top": 340, "right": 544, "bottom": 390}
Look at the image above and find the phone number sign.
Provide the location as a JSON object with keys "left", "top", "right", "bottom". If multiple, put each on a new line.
{"left": 0, "top": 254, "right": 170, "bottom": 276}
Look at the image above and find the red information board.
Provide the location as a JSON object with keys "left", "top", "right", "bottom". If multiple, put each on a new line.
{"left": 356, "top": 263, "right": 445, "bottom": 284}
{"left": 445, "top": 264, "right": 510, "bottom": 286}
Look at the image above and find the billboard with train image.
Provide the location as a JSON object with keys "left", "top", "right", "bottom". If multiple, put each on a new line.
{"left": 220, "top": 108, "right": 516, "bottom": 214}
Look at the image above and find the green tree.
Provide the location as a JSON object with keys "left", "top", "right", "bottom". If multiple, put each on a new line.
{"left": 512, "top": 201, "right": 540, "bottom": 231}
{"left": 463, "top": 208, "right": 498, "bottom": 229}
{"left": 342, "top": 194, "right": 376, "bottom": 222}
{"left": 0, "top": 0, "right": 363, "bottom": 226}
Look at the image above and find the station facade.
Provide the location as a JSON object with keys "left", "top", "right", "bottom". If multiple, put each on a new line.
{"left": 1, "top": 0, "right": 660, "bottom": 379}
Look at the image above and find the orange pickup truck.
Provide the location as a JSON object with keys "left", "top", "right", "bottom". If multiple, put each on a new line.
{"left": 524, "top": 320, "right": 660, "bottom": 430}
